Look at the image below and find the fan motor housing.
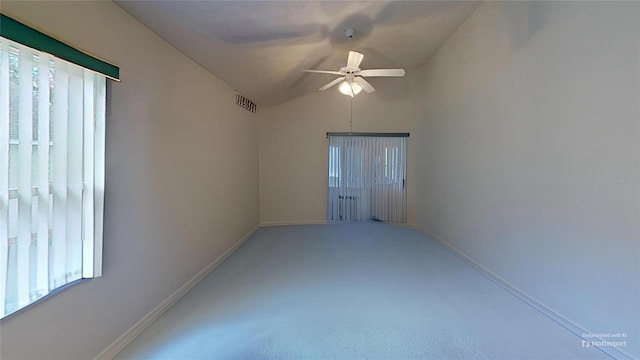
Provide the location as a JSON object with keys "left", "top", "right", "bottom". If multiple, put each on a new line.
{"left": 340, "top": 66, "right": 359, "bottom": 74}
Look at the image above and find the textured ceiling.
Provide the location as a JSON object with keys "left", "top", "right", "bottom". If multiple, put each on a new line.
{"left": 115, "top": 1, "right": 480, "bottom": 106}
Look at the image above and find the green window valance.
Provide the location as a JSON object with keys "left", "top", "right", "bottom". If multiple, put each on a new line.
{"left": 0, "top": 13, "right": 119, "bottom": 80}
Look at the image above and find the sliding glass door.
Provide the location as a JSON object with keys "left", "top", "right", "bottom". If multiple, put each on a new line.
{"left": 327, "top": 135, "right": 407, "bottom": 223}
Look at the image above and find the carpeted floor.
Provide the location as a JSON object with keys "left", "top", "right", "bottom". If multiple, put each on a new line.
{"left": 116, "top": 222, "right": 608, "bottom": 359}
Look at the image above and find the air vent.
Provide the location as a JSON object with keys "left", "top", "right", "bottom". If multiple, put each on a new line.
{"left": 236, "top": 94, "right": 257, "bottom": 113}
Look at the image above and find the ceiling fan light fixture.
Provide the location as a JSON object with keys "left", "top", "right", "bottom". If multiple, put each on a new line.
{"left": 338, "top": 80, "right": 362, "bottom": 97}
{"left": 339, "top": 81, "right": 354, "bottom": 97}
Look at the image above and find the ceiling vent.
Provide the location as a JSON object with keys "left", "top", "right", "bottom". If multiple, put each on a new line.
{"left": 236, "top": 93, "right": 257, "bottom": 113}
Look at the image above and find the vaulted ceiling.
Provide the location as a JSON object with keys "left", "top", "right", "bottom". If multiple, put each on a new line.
{"left": 115, "top": 1, "right": 480, "bottom": 106}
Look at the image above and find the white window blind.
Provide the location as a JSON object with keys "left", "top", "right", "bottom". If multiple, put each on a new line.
{"left": 0, "top": 36, "right": 106, "bottom": 318}
{"left": 327, "top": 135, "right": 407, "bottom": 223}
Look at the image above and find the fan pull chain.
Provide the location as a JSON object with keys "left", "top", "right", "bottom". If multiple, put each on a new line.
{"left": 350, "top": 96, "right": 353, "bottom": 134}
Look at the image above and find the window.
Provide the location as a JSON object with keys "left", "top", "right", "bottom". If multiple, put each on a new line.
{"left": 0, "top": 15, "right": 118, "bottom": 318}
{"left": 327, "top": 135, "right": 407, "bottom": 223}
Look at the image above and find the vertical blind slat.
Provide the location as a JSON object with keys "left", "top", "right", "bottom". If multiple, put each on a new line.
{"left": 92, "top": 75, "right": 106, "bottom": 277}
{"left": 36, "top": 54, "right": 50, "bottom": 294}
{"left": 51, "top": 60, "right": 69, "bottom": 288}
{"left": 16, "top": 49, "right": 33, "bottom": 307}
{"left": 0, "top": 40, "right": 11, "bottom": 312}
{"left": 82, "top": 71, "right": 95, "bottom": 278}
{"left": 402, "top": 137, "right": 407, "bottom": 222}
{"left": 66, "top": 66, "right": 83, "bottom": 283}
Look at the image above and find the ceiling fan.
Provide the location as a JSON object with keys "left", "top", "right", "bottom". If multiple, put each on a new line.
{"left": 303, "top": 28, "right": 406, "bottom": 97}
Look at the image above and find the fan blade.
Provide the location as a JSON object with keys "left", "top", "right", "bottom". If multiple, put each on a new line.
{"left": 354, "top": 77, "right": 375, "bottom": 93}
{"left": 302, "top": 69, "right": 344, "bottom": 75}
{"left": 319, "top": 77, "right": 345, "bottom": 91}
{"left": 359, "top": 68, "right": 406, "bottom": 77}
{"left": 347, "top": 51, "right": 364, "bottom": 69}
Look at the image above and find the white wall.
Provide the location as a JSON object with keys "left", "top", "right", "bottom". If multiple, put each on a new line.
{"left": 0, "top": 2, "right": 259, "bottom": 359}
{"left": 2, "top": 1, "right": 637, "bottom": 359}
{"left": 415, "top": 1, "right": 639, "bottom": 357}
{"left": 259, "top": 75, "right": 425, "bottom": 225}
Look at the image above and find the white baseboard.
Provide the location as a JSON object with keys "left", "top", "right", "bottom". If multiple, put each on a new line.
{"left": 260, "top": 220, "right": 327, "bottom": 227}
{"left": 94, "top": 224, "right": 260, "bottom": 360}
{"left": 409, "top": 224, "right": 636, "bottom": 360}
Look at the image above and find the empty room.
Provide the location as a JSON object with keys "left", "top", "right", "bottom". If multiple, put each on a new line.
{"left": 0, "top": 1, "right": 638, "bottom": 359}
